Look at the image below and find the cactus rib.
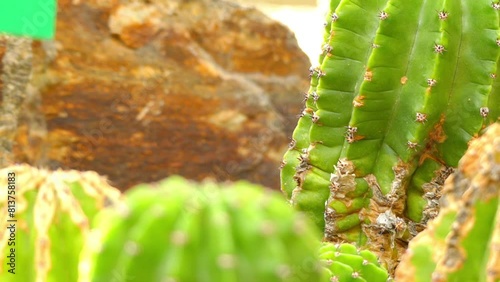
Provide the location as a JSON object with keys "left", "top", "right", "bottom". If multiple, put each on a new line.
{"left": 395, "top": 122, "right": 500, "bottom": 282}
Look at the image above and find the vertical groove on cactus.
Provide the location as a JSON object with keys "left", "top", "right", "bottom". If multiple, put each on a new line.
{"left": 0, "top": 165, "right": 121, "bottom": 282}
{"left": 488, "top": 72, "right": 500, "bottom": 125}
{"left": 486, "top": 9, "right": 500, "bottom": 128}
{"left": 434, "top": 2, "right": 500, "bottom": 165}
{"left": 326, "top": 0, "right": 453, "bottom": 252}
{"left": 404, "top": 0, "right": 500, "bottom": 224}
{"left": 395, "top": 122, "right": 500, "bottom": 282}
{"left": 319, "top": 0, "right": 341, "bottom": 66}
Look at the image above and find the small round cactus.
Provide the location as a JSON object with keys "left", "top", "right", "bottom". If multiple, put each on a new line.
{"left": 319, "top": 242, "right": 390, "bottom": 282}
{"left": 0, "top": 165, "right": 121, "bottom": 282}
{"left": 78, "top": 176, "right": 324, "bottom": 282}
{"left": 395, "top": 123, "right": 500, "bottom": 282}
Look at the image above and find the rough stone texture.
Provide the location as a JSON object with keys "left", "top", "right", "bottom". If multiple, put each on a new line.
{"left": 2, "top": 0, "right": 310, "bottom": 191}
{"left": 0, "top": 36, "right": 34, "bottom": 166}
{"left": 0, "top": 41, "right": 4, "bottom": 96}
{"left": 108, "top": 2, "right": 163, "bottom": 48}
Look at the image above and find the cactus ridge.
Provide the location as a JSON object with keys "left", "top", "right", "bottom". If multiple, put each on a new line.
{"left": 0, "top": 165, "right": 121, "bottom": 282}
{"left": 488, "top": 34, "right": 500, "bottom": 126}
{"left": 319, "top": 242, "right": 390, "bottom": 282}
{"left": 434, "top": 2, "right": 500, "bottom": 165}
{"left": 281, "top": 0, "right": 342, "bottom": 201}
{"left": 403, "top": 0, "right": 500, "bottom": 231}
{"left": 79, "top": 177, "right": 324, "bottom": 282}
{"left": 395, "top": 123, "right": 500, "bottom": 282}
{"left": 283, "top": 0, "right": 391, "bottom": 230}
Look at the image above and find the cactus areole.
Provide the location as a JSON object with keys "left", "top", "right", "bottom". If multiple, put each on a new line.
{"left": 280, "top": 0, "right": 500, "bottom": 271}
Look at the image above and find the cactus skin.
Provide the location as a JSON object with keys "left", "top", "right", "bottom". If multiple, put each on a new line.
{"left": 0, "top": 165, "right": 121, "bottom": 282}
{"left": 395, "top": 123, "right": 500, "bottom": 282}
{"left": 319, "top": 242, "right": 390, "bottom": 282}
{"left": 281, "top": 0, "right": 342, "bottom": 207}
{"left": 79, "top": 176, "right": 324, "bottom": 282}
{"left": 281, "top": 0, "right": 500, "bottom": 271}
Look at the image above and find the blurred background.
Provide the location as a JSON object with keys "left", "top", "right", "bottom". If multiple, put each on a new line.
{"left": 234, "top": 0, "right": 328, "bottom": 64}
{"left": 2, "top": 0, "right": 331, "bottom": 192}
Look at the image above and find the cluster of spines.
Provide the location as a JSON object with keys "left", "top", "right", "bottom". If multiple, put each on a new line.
{"left": 319, "top": 242, "right": 390, "bottom": 282}
{"left": 281, "top": 0, "right": 500, "bottom": 270}
{"left": 79, "top": 177, "right": 324, "bottom": 282}
{"left": 395, "top": 123, "right": 500, "bottom": 282}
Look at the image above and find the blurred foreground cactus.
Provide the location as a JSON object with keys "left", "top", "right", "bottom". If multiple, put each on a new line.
{"left": 79, "top": 177, "right": 324, "bottom": 282}
{"left": 281, "top": 0, "right": 500, "bottom": 270}
{"left": 0, "top": 165, "right": 121, "bottom": 281}
{"left": 395, "top": 123, "right": 500, "bottom": 282}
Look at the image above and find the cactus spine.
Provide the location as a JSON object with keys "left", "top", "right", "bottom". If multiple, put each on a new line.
{"left": 395, "top": 122, "right": 500, "bottom": 282}
{"left": 281, "top": 0, "right": 500, "bottom": 271}
{"left": 0, "top": 165, "right": 121, "bottom": 282}
{"left": 79, "top": 177, "right": 324, "bottom": 282}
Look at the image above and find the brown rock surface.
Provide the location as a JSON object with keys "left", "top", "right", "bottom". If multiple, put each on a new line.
{"left": 3, "top": 0, "right": 310, "bottom": 191}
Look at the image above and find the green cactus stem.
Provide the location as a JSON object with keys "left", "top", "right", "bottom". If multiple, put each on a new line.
{"left": 0, "top": 165, "right": 122, "bottom": 282}
{"left": 281, "top": 0, "right": 500, "bottom": 272}
{"left": 319, "top": 242, "right": 390, "bottom": 282}
{"left": 395, "top": 122, "right": 500, "bottom": 282}
{"left": 79, "top": 176, "right": 324, "bottom": 282}
{"left": 281, "top": 0, "right": 342, "bottom": 204}
{"left": 282, "top": 0, "right": 390, "bottom": 229}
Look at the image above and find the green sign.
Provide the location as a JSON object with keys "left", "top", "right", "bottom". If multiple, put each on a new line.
{"left": 0, "top": 0, "right": 57, "bottom": 39}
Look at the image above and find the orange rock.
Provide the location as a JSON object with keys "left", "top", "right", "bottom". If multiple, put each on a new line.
{"left": 108, "top": 2, "right": 163, "bottom": 49}
{"left": 4, "top": 0, "right": 310, "bottom": 191}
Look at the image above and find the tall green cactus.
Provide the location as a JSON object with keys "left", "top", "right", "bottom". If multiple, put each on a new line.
{"left": 0, "top": 165, "right": 121, "bottom": 282}
{"left": 78, "top": 176, "right": 324, "bottom": 282}
{"left": 281, "top": 0, "right": 500, "bottom": 270}
{"left": 395, "top": 122, "right": 500, "bottom": 282}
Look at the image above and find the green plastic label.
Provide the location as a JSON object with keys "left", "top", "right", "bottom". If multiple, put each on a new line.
{"left": 0, "top": 0, "right": 57, "bottom": 39}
